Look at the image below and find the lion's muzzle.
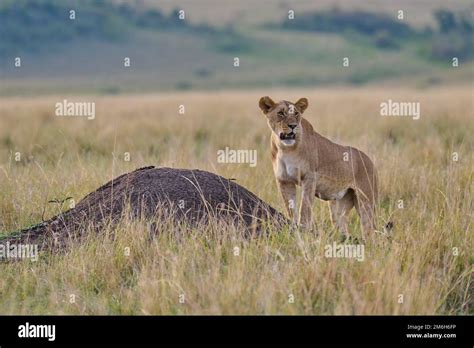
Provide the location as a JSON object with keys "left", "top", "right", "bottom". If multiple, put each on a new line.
{"left": 279, "top": 132, "right": 296, "bottom": 140}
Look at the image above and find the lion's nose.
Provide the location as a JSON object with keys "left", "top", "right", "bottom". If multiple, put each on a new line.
{"left": 288, "top": 124, "right": 297, "bottom": 130}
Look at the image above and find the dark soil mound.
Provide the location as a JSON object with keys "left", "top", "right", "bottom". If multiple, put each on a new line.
{"left": 1, "top": 167, "right": 286, "bottom": 250}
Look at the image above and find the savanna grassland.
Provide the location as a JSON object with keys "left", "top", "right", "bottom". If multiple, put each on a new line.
{"left": 0, "top": 87, "right": 472, "bottom": 314}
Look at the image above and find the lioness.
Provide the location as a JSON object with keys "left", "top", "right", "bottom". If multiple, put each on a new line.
{"left": 259, "top": 96, "right": 379, "bottom": 239}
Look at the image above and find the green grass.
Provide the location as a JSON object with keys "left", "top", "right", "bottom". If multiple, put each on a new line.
{"left": 2, "top": 22, "right": 473, "bottom": 96}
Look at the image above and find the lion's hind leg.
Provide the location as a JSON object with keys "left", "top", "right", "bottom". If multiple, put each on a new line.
{"left": 354, "top": 187, "right": 377, "bottom": 241}
{"left": 329, "top": 190, "right": 355, "bottom": 239}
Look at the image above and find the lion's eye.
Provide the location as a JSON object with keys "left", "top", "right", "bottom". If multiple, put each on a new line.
{"left": 278, "top": 111, "right": 285, "bottom": 117}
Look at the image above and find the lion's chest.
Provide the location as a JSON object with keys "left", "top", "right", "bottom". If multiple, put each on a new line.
{"left": 275, "top": 154, "right": 306, "bottom": 183}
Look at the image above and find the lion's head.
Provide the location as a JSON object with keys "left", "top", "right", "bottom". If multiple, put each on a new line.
{"left": 259, "top": 96, "right": 308, "bottom": 147}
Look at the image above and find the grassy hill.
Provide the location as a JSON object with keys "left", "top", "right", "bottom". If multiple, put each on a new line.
{"left": 0, "top": 0, "right": 472, "bottom": 95}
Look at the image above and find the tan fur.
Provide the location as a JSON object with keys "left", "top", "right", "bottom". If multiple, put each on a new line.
{"left": 259, "top": 96, "right": 378, "bottom": 239}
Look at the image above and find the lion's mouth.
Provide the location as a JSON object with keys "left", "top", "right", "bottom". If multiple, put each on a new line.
{"left": 279, "top": 132, "right": 296, "bottom": 140}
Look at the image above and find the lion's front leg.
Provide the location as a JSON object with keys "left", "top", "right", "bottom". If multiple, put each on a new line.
{"left": 299, "top": 174, "right": 316, "bottom": 229}
{"left": 277, "top": 180, "right": 297, "bottom": 224}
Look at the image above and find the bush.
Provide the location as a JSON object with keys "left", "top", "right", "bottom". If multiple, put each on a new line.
{"left": 281, "top": 8, "right": 413, "bottom": 37}
{"left": 429, "top": 9, "right": 473, "bottom": 60}
{"left": 374, "top": 30, "right": 399, "bottom": 49}
{"left": 0, "top": 0, "right": 205, "bottom": 57}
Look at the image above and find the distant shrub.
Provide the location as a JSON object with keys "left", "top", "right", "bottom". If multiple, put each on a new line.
{"left": 211, "top": 28, "right": 255, "bottom": 53}
{"left": 429, "top": 9, "right": 473, "bottom": 60}
{"left": 99, "top": 86, "right": 121, "bottom": 95}
{"left": 176, "top": 81, "right": 192, "bottom": 90}
{"left": 433, "top": 9, "right": 473, "bottom": 36}
{"left": 434, "top": 9, "right": 457, "bottom": 33}
{"left": 374, "top": 30, "right": 399, "bottom": 49}
{"left": 194, "top": 67, "right": 213, "bottom": 78}
{"left": 430, "top": 35, "right": 473, "bottom": 60}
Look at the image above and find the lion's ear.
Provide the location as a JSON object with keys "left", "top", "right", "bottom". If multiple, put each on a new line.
{"left": 295, "top": 98, "right": 308, "bottom": 113}
{"left": 259, "top": 96, "right": 275, "bottom": 114}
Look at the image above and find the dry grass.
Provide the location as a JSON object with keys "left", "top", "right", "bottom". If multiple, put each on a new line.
{"left": 0, "top": 86, "right": 472, "bottom": 314}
